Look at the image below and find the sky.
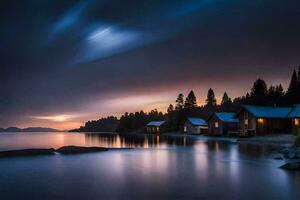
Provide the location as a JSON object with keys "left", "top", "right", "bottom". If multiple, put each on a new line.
{"left": 1, "top": 0, "right": 300, "bottom": 130}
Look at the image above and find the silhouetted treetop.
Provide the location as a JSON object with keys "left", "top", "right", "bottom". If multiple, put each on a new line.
{"left": 175, "top": 93, "right": 184, "bottom": 111}
{"left": 167, "top": 104, "right": 174, "bottom": 113}
{"left": 184, "top": 90, "right": 197, "bottom": 109}
{"left": 206, "top": 88, "right": 217, "bottom": 106}
{"left": 250, "top": 78, "right": 268, "bottom": 105}
{"left": 221, "top": 92, "right": 232, "bottom": 105}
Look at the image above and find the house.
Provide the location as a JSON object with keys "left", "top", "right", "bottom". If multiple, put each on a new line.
{"left": 146, "top": 121, "right": 166, "bottom": 134}
{"left": 236, "top": 105, "right": 292, "bottom": 136}
{"left": 183, "top": 118, "right": 208, "bottom": 134}
{"left": 288, "top": 104, "right": 300, "bottom": 135}
{"left": 208, "top": 112, "right": 239, "bottom": 136}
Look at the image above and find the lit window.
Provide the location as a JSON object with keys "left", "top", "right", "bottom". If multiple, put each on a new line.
{"left": 215, "top": 122, "right": 219, "bottom": 128}
{"left": 244, "top": 119, "right": 248, "bottom": 125}
{"left": 295, "top": 119, "right": 299, "bottom": 126}
{"left": 156, "top": 127, "right": 160, "bottom": 132}
{"left": 184, "top": 126, "right": 187, "bottom": 132}
{"left": 257, "top": 118, "right": 264, "bottom": 124}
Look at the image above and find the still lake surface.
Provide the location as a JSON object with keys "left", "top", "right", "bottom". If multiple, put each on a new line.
{"left": 0, "top": 132, "right": 299, "bottom": 200}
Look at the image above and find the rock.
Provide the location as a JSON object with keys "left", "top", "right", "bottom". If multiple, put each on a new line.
{"left": 284, "top": 153, "right": 297, "bottom": 159}
{"left": 273, "top": 156, "right": 283, "bottom": 160}
{"left": 0, "top": 148, "right": 55, "bottom": 158}
{"left": 280, "top": 162, "right": 300, "bottom": 170}
{"left": 56, "top": 146, "right": 108, "bottom": 154}
{"left": 279, "top": 147, "right": 296, "bottom": 154}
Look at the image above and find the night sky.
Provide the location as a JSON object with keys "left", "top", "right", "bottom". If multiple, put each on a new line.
{"left": 1, "top": 0, "right": 300, "bottom": 129}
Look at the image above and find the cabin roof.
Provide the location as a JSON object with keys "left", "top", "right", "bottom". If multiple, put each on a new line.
{"left": 242, "top": 105, "right": 292, "bottom": 118}
{"left": 187, "top": 117, "right": 207, "bottom": 126}
{"left": 147, "top": 121, "right": 166, "bottom": 126}
{"left": 215, "top": 112, "right": 239, "bottom": 123}
{"left": 288, "top": 104, "right": 300, "bottom": 118}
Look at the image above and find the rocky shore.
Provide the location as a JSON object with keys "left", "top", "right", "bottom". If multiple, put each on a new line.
{"left": 0, "top": 146, "right": 109, "bottom": 158}
{"left": 277, "top": 147, "right": 300, "bottom": 170}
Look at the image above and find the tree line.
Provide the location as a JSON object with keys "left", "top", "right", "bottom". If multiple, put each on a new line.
{"left": 70, "top": 67, "right": 300, "bottom": 133}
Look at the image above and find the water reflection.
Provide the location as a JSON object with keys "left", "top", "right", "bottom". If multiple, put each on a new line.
{"left": 84, "top": 133, "right": 196, "bottom": 148}
{"left": 0, "top": 132, "right": 298, "bottom": 199}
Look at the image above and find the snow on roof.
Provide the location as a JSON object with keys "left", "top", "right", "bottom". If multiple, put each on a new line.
{"left": 187, "top": 118, "right": 207, "bottom": 126}
{"left": 288, "top": 104, "right": 300, "bottom": 118}
{"left": 243, "top": 105, "right": 292, "bottom": 118}
{"left": 215, "top": 112, "right": 239, "bottom": 123}
{"left": 147, "top": 121, "right": 166, "bottom": 126}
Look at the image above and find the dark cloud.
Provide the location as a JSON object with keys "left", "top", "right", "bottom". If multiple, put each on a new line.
{"left": 1, "top": 0, "right": 300, "bottom": 128}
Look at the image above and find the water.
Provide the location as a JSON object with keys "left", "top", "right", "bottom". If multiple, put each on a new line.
{"left": 0, "top": 132, "right": 299, "bottom": 200}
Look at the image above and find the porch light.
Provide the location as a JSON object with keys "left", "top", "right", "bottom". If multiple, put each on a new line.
{"left": 257, "top": 118, "right": 264, "bottom": 124}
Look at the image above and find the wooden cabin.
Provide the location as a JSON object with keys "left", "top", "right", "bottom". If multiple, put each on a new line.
{"left": 236, "top": 105, "right": 292, "bottom": 136}
{"left": 208, "top": 112, "right": 239, "bottom": 136}
{"left": 146, "top": 121, "right": 166, "bottom": 134}
{"left": 288, "top": 104, "right": 300, "bottom": 135}
{"left": 183, "top": 118, "right": 208, "bottom": 134}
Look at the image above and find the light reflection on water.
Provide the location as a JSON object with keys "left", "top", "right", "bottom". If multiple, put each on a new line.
{"left": 0, "top": 132, "right": 298, "bottom": 200}
{"left": 0, "top": 132, "right": 197, "bottom": 150}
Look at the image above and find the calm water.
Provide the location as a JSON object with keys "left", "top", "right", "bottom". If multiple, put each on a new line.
{"left": 0, "top": 132, "right": 299, "bottom": 200}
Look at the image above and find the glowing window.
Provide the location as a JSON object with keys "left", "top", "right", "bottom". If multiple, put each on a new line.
{"left": 215, "top": 122, "right": 219, "bottom": 128}
{"left": 184, "top": 126, "right": 187, "bottom": 132}
{"left": 245, "top": 119, "right": 248, "bottom": 125}
{"left": 295, "top": 119, "right": 299, "bottom": 126}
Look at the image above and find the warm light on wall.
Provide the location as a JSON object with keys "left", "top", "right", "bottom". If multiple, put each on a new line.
{"left": 295, "top": 118, "right": 299, "bottom": 126}
{"left": 257, "top": 118, "right": 264, "bottom": 124}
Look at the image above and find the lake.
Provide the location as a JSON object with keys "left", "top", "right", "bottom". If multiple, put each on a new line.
{"left": 0, "top": 132, "right": 299, "bottom": 200}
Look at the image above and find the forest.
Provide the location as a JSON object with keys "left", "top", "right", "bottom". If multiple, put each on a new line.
{"left": 70, "top": 67, "right": 300, "bottom": 133}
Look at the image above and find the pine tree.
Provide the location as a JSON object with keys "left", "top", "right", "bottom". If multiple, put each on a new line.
{"left": 167, "top": 104, "right": 174, "bottom": 113}
{"left": 276, "top": 84, "right": 284, "bottom": 95}
{"left": 267, "top": 85, "right": 276, "bottom": 106}
{"left": 184, "top": 90, "right": 197, "bottom": 108}
{"left": 296, "top": 66, "right": 300, "bottom": 104}
{"left": 175, "top": 93, "right": 184, "bottom": 110}
{"left": 287, "top": 69, "right": 298, "bottom": 105}
{"left": 221, "top": 92, "right": 232, "bottom": 105}
{"left": 206, "top": 88, "right": 217, "bottom": 106}
{"left": 287, "top": 69, "right": 298, "bottom": 94}
{"left": 250, "top": 78, "right": 268, "bottom": 105}
{"left": 298, "top": 65, "right": 300, "bottom": 82}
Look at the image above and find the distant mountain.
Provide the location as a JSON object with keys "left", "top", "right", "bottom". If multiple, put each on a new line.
{"left": 5, "top": 127, "right": 22, "bottom": 132}
{"left": 22, "top": 127, "right": 60, "bottom": 132}
{"left": 0, "top": 127, "right": 60, "bottom": 132}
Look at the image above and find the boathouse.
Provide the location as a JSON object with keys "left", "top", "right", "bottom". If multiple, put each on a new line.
{"left": 183, "top": 118, "right": 208, "bottom": 134}
{"left": 236, "top": 105, "right": 292, "bottom": 136}
{"left": 208, "top": 112, "right": 239, "bottom": 136}
{"left": 288, "top": 104, "right": 300, "bottom": 135}
{"left": 146, "top": 121, "right": 166, "bottom": 134}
